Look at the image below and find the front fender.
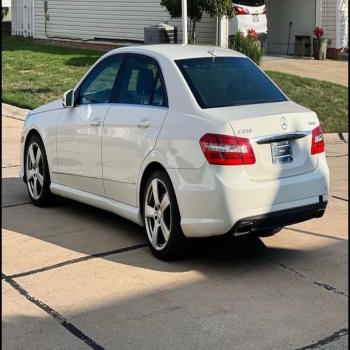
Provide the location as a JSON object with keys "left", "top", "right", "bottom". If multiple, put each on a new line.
{"left": 20, "top": 108, "right": 62, "bottom": 184}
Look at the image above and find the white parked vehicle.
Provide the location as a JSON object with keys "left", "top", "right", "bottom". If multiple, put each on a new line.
{"left": 229, "top": 0, "right": 267, "bottom": 43}
{"left": 20, "top": 45, "right": 329, "bottom": 260}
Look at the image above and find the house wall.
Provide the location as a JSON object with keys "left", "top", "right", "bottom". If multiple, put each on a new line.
{"left": 320, "top": 0, "right": 337, "bottom": 48}
{"left": 33, "top": 0, "right": 217, "bottom": 45}
{"left": 265, "top": 0, "right": 347, "bottom": 54}
{"left": 265, "top": 0, "right": 316, "bottom": 55}
{"left": 338, "top": 0, "right": 348, "bottom": 49}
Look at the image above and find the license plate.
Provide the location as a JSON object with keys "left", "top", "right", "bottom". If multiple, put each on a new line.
{"left": 252, "top": 14, "right": 259, "bottom": 22}
{"left": 271, "top": 140, "right": 293, "bottom": 165}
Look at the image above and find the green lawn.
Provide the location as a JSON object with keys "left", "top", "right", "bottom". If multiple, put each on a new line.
{"left": 2, "top": 37, "right": 103, "bottom": 109}
{"left": 266, "top": 71, "right": 348, "bottom": 133}
{"left": 2, "top": 36, "right": 348, "bottom": 132}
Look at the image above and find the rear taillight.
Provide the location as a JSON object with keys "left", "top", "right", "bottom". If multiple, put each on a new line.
{"left": 234, "top": 6, "right": 249, "bottom": 15}
{"left": 200, "top": 133, "right": 255, "bottom": 166}
{"left": 311, "top": 125, "right": 325, "bottom": 155}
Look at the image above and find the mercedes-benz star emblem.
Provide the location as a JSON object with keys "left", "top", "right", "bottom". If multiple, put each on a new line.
{"left": 281, "top": 117, "right": 288, "bottom": 130}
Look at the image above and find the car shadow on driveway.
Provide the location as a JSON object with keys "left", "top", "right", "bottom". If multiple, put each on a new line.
{"left": 3, "top": 178, "right": 348, "bottom": 350}
{"left": 2, "top": 176, "right": 341, "bottom": 276}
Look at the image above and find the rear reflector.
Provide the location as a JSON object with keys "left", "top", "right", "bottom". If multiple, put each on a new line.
{"left": 200, "top": 133, "right": 255, "bottom": 165}
{"left": 311, "top": 125, "right": 325, "bottom": 155}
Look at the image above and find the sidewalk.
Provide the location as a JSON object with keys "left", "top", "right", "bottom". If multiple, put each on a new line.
{"left": 262, "top": 57, "right": 348, "bottom": 87}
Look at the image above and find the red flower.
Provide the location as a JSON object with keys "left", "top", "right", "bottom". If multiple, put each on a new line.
{"left": 247, "top": 28, "right": 258, "bottom": 41}
{"left": 313, "top": 26, "right": 325, "bottom": 39}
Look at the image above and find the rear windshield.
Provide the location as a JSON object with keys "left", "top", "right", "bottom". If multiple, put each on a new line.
{"left": 176, "top": 57, "right": 287, "bottom": 109}
{"left": 233, "top": 0, "right": 265, "bottom": 6}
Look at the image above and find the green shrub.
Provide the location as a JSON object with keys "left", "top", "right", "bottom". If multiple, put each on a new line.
{"left": 229, "top": 31, "right": 263, "bottom": 65}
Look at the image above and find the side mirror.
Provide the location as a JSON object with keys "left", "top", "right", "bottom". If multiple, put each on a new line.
{"left": 63, "top": 89, "right": 75, "bottom": 108}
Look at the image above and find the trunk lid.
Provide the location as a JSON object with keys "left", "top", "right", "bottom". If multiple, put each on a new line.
{"left": 206, "top": 101, "right": 320, "bottom": 180}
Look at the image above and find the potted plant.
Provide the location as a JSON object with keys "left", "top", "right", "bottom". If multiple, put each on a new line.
{"left": 313, "top": 26, "right": 328, "bottom": 60}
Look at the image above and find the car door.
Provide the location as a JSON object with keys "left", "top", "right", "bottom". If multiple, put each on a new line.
{"left": 56, "top": 54, "right": 124, "bottom": 196}
{"left": 102, "top": 54, "right": 169, "bottom": 206}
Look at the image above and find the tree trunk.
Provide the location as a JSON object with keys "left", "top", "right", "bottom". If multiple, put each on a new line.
{"left": 192, "top": 20, "right": 196, "bottom": 44}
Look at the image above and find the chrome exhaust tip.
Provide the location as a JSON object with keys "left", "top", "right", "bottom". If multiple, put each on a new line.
{"left": 234, "top": 222, "right": 253, "bottom": 237}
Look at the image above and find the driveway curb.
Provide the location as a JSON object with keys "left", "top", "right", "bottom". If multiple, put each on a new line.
{"left": 2, "top": 103, "right": 29, "bottom": 121}
{"left": 2, "top": 103, "right": 348, "bottom": 144}
{"left": 324, "top": 133, "right": 348, "bottom": 144}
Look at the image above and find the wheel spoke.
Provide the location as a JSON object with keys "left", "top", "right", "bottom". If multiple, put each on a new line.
{"left": 37, "top": 173, "right": 44, "bottom": 186}
{"left": 151, "top": 179, "right": 160, "bottom": 205}
{"left": 160, "top": 192, "right": 170, "bottom": 212}
{"left": 160, "top": 218, "right": 170, "bottom": 242}
{"left": 151, "top": 224, "right": 159, "bottom": 246}
{"left": 35, "top": 147, "right": 42, "bottom": 165}
{"left": 33, "top": 178, "right": 38, "bottom": 198}
{"left": 145, "top": 204, "right": 155, "bottom": 218}
{"left": 28, "top": 145, "right": 35, "bottom": 166}
{"left": 27, "top": 169, "right": 35, "bottom": 180}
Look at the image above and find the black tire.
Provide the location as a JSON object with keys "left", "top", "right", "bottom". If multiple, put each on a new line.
{"left": 253, "top": 227, "right": 283, "bottom": 237}
{"left": 25, "top": 134, "right": 55, "bottom": 207}
{"left": 142, "top": 170, "right": 186, "bottom": 261}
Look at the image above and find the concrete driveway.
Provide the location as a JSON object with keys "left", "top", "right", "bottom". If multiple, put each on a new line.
{"left": 2, "top": 106, "right": 348, "bottom": 350}
{"left": 262, "top": 57, "right": 348, "bottom": 87}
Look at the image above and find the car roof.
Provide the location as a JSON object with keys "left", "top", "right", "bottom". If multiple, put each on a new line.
{"left": 106, "top": 44, "right": 246, "bottom": 61}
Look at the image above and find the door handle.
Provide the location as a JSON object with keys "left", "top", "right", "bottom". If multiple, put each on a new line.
{"left": 137, "top": 120, "right": 151, "bottom": 129}
{"left": 90, "top": 119, "right": 101, "bottom": 127}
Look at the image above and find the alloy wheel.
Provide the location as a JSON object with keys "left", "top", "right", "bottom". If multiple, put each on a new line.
{"left": 26, "top": 142, "right": 44, "bottom": 200}
{"left": 144, "top": 178, "right": 172, "bottom": 251}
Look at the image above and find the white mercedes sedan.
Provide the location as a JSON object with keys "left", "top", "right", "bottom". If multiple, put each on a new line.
{"left": 20, "top": 45, "right": 329, "bottom": 260}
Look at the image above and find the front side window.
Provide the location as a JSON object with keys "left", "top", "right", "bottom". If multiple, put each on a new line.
{"left": 78, "top": 55, "right": 123, "bottom": 105}
{"left": 176, "top": 57, "right": 287, "bottom": 109}
{"left": 117, "top": 55, "right": 167, "bottom": 107}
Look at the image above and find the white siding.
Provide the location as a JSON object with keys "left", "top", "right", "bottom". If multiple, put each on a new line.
{"left": 320, "top": 0, "right": 337, "bottom": 47}
{"left": 34, "top": 0, "right": 217, "bottom": 45}
{"left": 338, "top": 0, "right": 348, "bottom": 49}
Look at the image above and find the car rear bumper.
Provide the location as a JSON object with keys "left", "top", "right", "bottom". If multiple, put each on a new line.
{"left": 167, "top": 157, "right": 329, "bottom": 238}
{"left": 229, "top": 199, "right": 327, "bottom": 236}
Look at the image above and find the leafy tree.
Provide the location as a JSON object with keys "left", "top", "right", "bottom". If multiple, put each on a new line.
{"left": 203, "top": 0, "right": 234, "bottom": 45}
{"left": 203, "top": 0, "right": 234, "bottom": 19}
{"left": 161, "top": 0, "right": 234, "bottom": 44}
{"left": 160, "top": 0, "right": 207, "bottom": 43}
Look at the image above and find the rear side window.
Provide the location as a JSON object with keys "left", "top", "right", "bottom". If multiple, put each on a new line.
{"left": 117, "top": 55, "right": 167, "bottom": 107}
{"left": 233, "top": 0, "right": 264, "bottom": 6}
{"left": 176, "top": 57, "right": 287, "bottom": 109}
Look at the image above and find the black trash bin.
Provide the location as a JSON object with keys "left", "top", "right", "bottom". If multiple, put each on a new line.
{"left": 294, "top": 35, "right": 311, "bottom": 56}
